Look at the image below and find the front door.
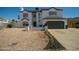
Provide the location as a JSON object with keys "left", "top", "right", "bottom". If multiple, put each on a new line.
{"left": 23, "top": 21, "right": 28, "bottom": 27}
{"left": 33, "top": 21, "right": 36, "bottom": 27}
{"left": 32, "top": 12, "right": 37, "bottom": 27}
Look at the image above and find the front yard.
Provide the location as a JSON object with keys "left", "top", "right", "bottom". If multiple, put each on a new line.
{"left": 0, "top": 28, "right": 49, "bottom": 51}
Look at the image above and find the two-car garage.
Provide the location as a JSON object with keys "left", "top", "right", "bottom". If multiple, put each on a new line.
{"left": 43, "top": 18, "right": 67, "bottom": 29}
{"left": 46, "top": 21, "right": 65, "bottom": 29}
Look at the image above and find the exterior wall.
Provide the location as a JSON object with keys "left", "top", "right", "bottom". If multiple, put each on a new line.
{"left": 19, "top": 11, "right": 23, "bottom": 20}
{"left": 41, "top": 8, "right": 63, "bottom": 19}
{"left": 19, "top": 11, "right": 29, "bottom": 20}
{"left": 16, "top": 21, "right": 21, "bottom": 28}
{"left": 36, "top": 12, "right": 39, "bottom": 27}
{"left": 19, "top": 12, "right": 32, "bottom": 28}
{"left": 41, "top": 11, "right": 49, "bottom": 18}
{"left": 49, "top": 8, "right": 63, "bottom": 17}
{"left": 56, "top": 10, "right": 63, "bottom": 17}
{"left": 28, "top": 12, "right": 32, "bottom": 28}
{"left": 19, "top": 8, "right": 63, "bottom": 28}
{"left": 23, "top": 11, "right": 30, "bottom": 19}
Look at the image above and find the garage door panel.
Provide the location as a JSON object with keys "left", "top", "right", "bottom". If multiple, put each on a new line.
{"left": 46, "top": 21, "right": 64, "bottom": 29}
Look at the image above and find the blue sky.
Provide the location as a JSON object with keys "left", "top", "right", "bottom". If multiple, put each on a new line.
{"left": 0, "top": 7, "right": 79, "bottom": 20}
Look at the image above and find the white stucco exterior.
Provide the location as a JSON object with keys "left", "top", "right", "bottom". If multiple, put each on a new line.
{"left": 19, "top": 7, "right": 67, "bottom": 29}
{"left": 41, "top": 9, "right": 63, "bottom": 18}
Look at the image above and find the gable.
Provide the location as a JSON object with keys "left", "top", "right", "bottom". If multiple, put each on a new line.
{"left": 48, "top": 7, "right": 63, "bottom": 11}
{"left": 49, "top": 8, "right": 57, "bottom": 11}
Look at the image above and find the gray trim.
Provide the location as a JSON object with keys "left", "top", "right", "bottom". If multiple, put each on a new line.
{"left": 21, "top": 18, "right": 29, "bottom": 21}
{"left": 43, "top": 17, "right": 68, "bottom": 19}
{"left": 41, "top": 7, "right": 63, "bottom": 11}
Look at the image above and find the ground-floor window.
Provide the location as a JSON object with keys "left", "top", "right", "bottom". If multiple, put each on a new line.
{"left": 23, "top": 21, "right": 29, "bottom": 27}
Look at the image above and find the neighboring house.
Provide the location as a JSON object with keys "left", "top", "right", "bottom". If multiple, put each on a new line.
{"left": 19, "top": 7, "right": 67, "bottom": 29}
{"left": 68, "top": 18, "right": 79, "bottom": 28}
{"left": 0, "top": 18, "right": 9, "bottom": 28}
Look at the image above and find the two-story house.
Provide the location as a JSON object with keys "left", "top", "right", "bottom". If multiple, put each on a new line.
{"left": 18, "top": 7, "right": 67, "bottom": 29}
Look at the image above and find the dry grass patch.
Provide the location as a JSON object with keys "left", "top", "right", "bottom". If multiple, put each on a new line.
{"left": 0, "top": 28, "right": 49, "bottom": 51}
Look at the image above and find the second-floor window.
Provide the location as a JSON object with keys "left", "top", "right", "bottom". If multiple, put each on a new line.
{"left": 38, "top": 13, "right": 41, "bottom": 18}
{"left": 23, "top": 13, "right": 28, "bottom": 18}
{"left": 49, "top": 11, "right": 57, "bottom": 16}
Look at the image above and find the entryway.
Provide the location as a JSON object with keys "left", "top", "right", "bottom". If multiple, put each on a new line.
{"left": 32, "top": 12, "right": 37, "bottom": 27}
{"left": 33, "top": 21, "right": 36, "bottom": 27}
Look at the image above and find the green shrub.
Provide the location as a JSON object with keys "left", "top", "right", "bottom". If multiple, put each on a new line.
{"left": 74, "top": 23, "right": 79, "bottom": 28}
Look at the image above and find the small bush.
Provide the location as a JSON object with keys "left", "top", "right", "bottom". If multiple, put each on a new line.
{"left": 66, "top": 25, "right": 68, "bottom": 29}
{"left": 74, "top": 23, "right": 79, "bottom": 28}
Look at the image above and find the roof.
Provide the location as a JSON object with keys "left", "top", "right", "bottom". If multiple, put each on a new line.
{"left": 41, "top": 7, "right": 63, "bottom": 11}
{"left": 27, "top": 10, "right": 41, "bottom": 12}
{"left": 22, "top": 7, "right": 63, "bottom": 12}
{"left": 21, "top": 18, "right": 29, "bottom": 21}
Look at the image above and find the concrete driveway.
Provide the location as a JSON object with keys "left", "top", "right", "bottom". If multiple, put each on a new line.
{"left": 48, "top": 28, "right": 79, "bottom": 50}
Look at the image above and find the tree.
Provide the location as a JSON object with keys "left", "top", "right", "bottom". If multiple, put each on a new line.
{"left": 74, "top": 17, "right": 79, "bottom": 19}
{"left": 7, "top": 24, "right": 13, "bottom": 28}
{"left": 74, "top": 22, "right": 79, "bottom": 28}
{"left": 7, "top": 19, "right": 16, "bottom": 28}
